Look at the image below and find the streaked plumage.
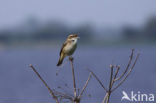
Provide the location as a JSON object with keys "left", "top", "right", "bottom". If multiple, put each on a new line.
{"left": 57, "top": 34, "right": 79, "bottom": 66}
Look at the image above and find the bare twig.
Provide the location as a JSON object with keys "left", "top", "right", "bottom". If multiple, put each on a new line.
{"left": 102, "top": 66, "right": 120, "bottom": 103}
{"left": 106, "top": 65, "right": 114, "bottom": 103}
{"left": 54, "top": 57, "right": 92, "bottom": 103}
{"left": 111, "top": 66, "right": 120, "bottom": 85}
{"left": 100, "top": 49, "right": 140, "bottom": 103}
{"left": 29, "top": 56, "right": 92, "bottom": 103}
{"left": 69, "top": 57, "right": 77, "bottom": 98}
{"left": 29, "top": 49, "right": 139, "bottom": 103}
{"left": 78, "top": 73, "right": 92, "bottom": 99}
{"left": 112, "top": 52, "right": 140, "bottom": 92}
{"left": 102, "top": 93, "right": 108, "bottom": 103}
{"left": 29, "top": 64, "right": 59, "bottom": 103}
{"left": 87, "top": 69, "right": 108, "bottom": 92}
{"left": 109, "top": 65, "right": 114, "bottom": 89}
{"left": 115, "top": 49, "right": 134, "bottom": 81}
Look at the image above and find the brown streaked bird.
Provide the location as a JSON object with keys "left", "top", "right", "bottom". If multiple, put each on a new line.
{"left": 57, "top": 34, "right": 80, "bottom": 66}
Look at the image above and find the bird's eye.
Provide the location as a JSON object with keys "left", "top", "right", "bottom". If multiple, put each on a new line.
{"left": 72, "top": 40, "right": 75, "bottom": 42}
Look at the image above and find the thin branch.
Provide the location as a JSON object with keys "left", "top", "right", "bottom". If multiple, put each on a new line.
{"left": 29, "top": 64, "right": 59, "bottom": 103}
{"left": 106, "top": 65, "right": 114, "bottom": 103}
{"left": 111, "top": 66, "right": 120, "bottom": 85}
{"left": 103, "top": 66, "right": 120, "bottom": 103}
{"left": 102, "top": 93, "right": 108, "bottom": 103}
{"left": 112, "top": 52, "right": 140, "bottom": 92}
{"left": 78, "top": 73, "right": 92, "bottom": 99}
{"left": 87, "top": 69, "right": 108, "bottom": 92}
{"left": 106, "top": 93, "right": 111, "bottom": 103}
{"left": 69, "top": 57, "right": 77, "bottom": 98}
{"left": 115, "top": 49, "right": 134, "bottom": 81}
{"left": 109, "top": 65, "right": 114, "bottom": 90}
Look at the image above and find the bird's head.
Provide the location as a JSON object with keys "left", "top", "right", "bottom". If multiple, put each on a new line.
{"left": 67, "top": 34, "right": 80, "bottom": 43}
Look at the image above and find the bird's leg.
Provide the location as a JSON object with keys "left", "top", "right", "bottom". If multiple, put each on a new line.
{"left": 69, "top": 56, "right": 73, "bottom": 61}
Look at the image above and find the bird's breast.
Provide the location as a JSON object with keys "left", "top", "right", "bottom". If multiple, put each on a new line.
{"left": 64, "top": 43, "right": 77, "bottom": 56}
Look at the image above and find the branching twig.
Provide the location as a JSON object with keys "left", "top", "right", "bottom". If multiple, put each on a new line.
{"left": 89, "top": 49, "right": 140, "bottom": 103}
{"left": 106, "top": 65, "right": 114, "bottom": 103}
{"left": 29, "top": 64, "right": 59, "bottom": 103}
{"left": 112, "top": 66, "right": 120, "bottom": 84}
{"left": 87, "top": 69, "right": 108, "bottom": 92}
{"left": 29, "top": 56, "right": 92, "bottom": 103}
{"left": 115, "top": 49, "right": 134, "bottom": 81}
{"left": 78, "top": 73, "right": 92, "bottom": 99}
{"left": 111, "top": 52, "right": 140, "bottom": 92}
{"left": 68, "top": 57, "right": 92, "bottom": 103}
{"left": 29, "top": 49, "right": 139, "bottom": 103}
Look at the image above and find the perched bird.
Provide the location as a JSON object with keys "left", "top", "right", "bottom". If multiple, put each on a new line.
{"left": 57, "top": 34, "right": 80, "bottom": 66}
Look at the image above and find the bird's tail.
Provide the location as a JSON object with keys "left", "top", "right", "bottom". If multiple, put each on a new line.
{"left": 57, "top": 54, "right": 65, "bottom": 66}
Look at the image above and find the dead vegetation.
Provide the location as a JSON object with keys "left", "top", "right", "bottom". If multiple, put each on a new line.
{"left": 29, "top": 49, "right": 140, "bottom": 103}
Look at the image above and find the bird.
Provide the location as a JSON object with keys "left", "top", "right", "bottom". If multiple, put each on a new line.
{"left": 57, "top": 34, "right": 80, "bottom": 66}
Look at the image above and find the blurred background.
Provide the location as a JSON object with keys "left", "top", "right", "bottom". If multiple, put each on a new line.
{"left": 0, "top": 0, "right": 156, "bottom": 103}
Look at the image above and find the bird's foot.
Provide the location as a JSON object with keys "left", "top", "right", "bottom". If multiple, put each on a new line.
{"left": 69, "top": 56, "right": 73, "bottom": 61}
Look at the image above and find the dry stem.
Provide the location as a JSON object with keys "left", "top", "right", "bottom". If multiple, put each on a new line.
{"left": 29, "top": 64, "right": 59, "bottom": 103}
{"left": 69, "top": 57, "right": 92, "bottom": 103}
{"left": 29, "top": 56, "right": 92, "bottom": 103}
{"left": 88, "top": 49, "right": 140, "bottom": 103}
{"left": 111, "top": 52, "right": 140, "bottom": 92}
{"left": 78, "top": 73, "right": 92, "bottom": 99}
{"left": 88, "top": 69, "right": 108, "bottom": 92}
{"left": 69, "top": 57, "right": 77, "bottom": 98}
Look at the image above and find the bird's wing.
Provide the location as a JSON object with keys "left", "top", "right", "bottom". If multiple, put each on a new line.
{"left": 59, "top": 41, "right": 68, "bottom": 56}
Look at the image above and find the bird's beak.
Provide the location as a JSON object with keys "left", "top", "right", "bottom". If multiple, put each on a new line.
{"left": 77, "top": 37, "right": 80, "bottom": 39}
